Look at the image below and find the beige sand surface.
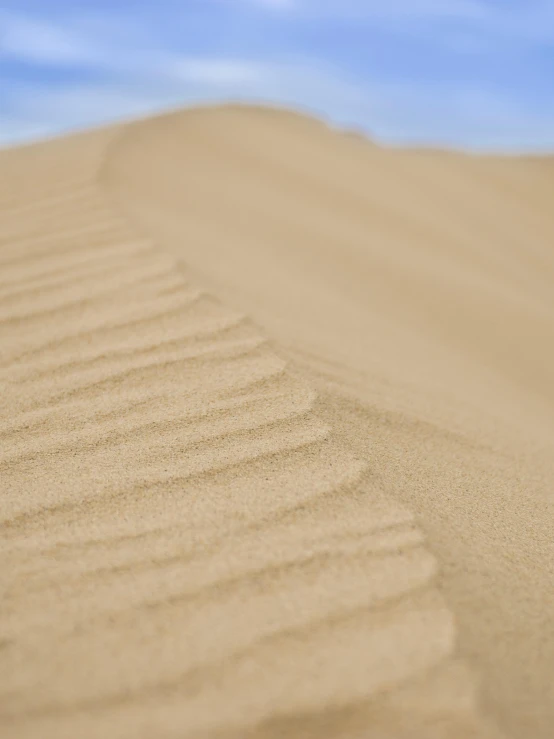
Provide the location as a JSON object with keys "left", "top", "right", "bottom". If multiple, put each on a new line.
{"left": 1, "top": 105, "right": 553, "bottom": 739}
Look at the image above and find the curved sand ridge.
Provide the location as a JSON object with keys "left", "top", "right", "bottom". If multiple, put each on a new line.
{"left": 102, "top": 106, "right": 554, "bottom": 739}
{"left": 0, "top": 106, "right": 548, "bottom": 738}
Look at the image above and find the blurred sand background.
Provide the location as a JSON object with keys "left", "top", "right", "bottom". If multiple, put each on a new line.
{"left": 1, "top": 105, "right": 554, "bottom": 739}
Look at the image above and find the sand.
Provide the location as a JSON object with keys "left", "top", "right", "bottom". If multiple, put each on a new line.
{"left": 1, "top": 105, "right": 553, "bottom": 739}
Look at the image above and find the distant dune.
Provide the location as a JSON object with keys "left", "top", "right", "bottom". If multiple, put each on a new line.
{"left": 1, "top": 105, "right": 553, "bottom": 739}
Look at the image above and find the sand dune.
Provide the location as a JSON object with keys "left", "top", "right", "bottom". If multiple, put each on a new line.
{"left": 1, "top": 106, "right": 553, "bottom": 739}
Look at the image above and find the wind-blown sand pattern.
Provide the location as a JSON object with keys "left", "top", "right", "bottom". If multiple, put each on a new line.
{"left": 1, "top": 106, "right": 553, "bottom": 739}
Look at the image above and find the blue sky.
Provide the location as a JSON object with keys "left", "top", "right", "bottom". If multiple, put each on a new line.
{"left": 1, "top": 0, "right": 553, "bottom": 150}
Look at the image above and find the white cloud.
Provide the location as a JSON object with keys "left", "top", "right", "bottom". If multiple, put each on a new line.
{"left": 170, "top": 59, "right": 264, "bottom": 85}
{"left": 0, "top": 59, "right": 363, "bottom": 144}
{"left": 0, "top": 12, "right": 98, "bottom": 65}
{"left": 293, "top": 0, "right": 554, "bottom": 44}
{"left": 323, "top": 0, "right": 488, "bottom": 21}
{"left": 1, "top": 3, "right": 553, "bottom": 151}
{"left": 251, "top": 0, "right": 554, "bottom": 50}
{"left": 4, "top": 53, "right": 553, "bottom": 153}
{"left": 0, "top": 83, "right": 182, "bottom": 147}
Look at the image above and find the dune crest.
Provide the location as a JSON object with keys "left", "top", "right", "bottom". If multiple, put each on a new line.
{"left": 2, "top": 105, "right": 553, "bottom": 738}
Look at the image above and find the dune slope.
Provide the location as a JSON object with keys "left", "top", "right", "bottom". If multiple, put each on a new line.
{"left": 1, "top": 105, "right": 553, "bottom": 739}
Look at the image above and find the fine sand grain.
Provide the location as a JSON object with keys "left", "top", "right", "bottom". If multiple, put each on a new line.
{"left": 1, "top": 105, "right": 553, "bottom": 739}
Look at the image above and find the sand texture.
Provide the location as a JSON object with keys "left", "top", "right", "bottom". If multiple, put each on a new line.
{"left": 1, "top": 105, "right": 554, "bottom": 739}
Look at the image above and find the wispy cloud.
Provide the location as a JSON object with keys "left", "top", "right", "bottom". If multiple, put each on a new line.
{"left": 298, "top": 0, "right": 489, "bottom": 20}
{"left": 0, "top": 12, "right": 97, "bottom": 65}
{"left": 262, "top": 0, "right": 554, "bottom": 45}
{"left": 1, "top": 1, "right": 553, "bottom": 151}
{"left": 170, "top": 59, "right": 264, "bottom": 85}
